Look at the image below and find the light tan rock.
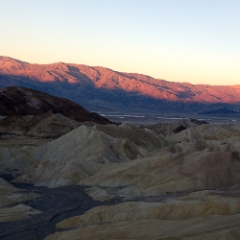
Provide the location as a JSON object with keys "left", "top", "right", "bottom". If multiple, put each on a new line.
{"left": 26, "top": 113, "right": 81, "bottom": 138}
{"left": 0, "top": 204, "right": 41, "bottom": 222}
{"left": 0, "top": 178, "right": 40, "bottom": 222}
{"left": 0, "top": 178, "right": 38, "bottom": 208}
{"left": 0, "top": 123, "right": 165, "bottom": 187}
{"left": 1, "top": 121, "right": 240, "bottom": 238}
{"left": 45, "top": 216, "right": 240, "bottom": 240}
{"left": 79, "top": 147, "right": 240, "bottom": 200}
{"left": 45, "top": 192, "right": 240, "bottom": 240}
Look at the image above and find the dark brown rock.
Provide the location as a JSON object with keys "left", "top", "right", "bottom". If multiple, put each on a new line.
{"left": 0, "top": 86, "right": 112, "bottom": 125}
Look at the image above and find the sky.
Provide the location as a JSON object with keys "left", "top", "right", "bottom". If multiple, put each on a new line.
{"left": 0, "top": 0, "right": 240, "bottom": 85}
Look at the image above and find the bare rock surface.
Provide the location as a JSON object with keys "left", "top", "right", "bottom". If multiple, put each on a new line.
{"left": 1, "top": 114, "right": 240, "bottom": 239}
{"left": 46, "top": 214, "right": 240, "bottom": 240}
{"left": 0, "top": 178, "right": 40, "bottom": 223}
{"left": 45, "top": 190, "right": 240, "bottom": 240}
{"left": 0, "top": 86, "right": 113, "bottom": 148}
{"left": 145, "top": 118, "right": 208, "bottom": 136}
{"left": 0, "top": 123, "right": 165, "bottom": 187}
{"left": 0, "top": 86, "right": 111, "bottom": 124}
{"left": 0, "top": 181, "right": 104, "bottom": 240}
{"left": 0, "top": 113, "right": 81, "bottom": 139}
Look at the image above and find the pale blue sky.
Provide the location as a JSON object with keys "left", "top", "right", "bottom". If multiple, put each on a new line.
{"left": 1, "top": 0, "right": 240, "bottom": 85}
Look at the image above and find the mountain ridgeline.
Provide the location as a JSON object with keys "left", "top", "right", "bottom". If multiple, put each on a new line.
{"left": 1, "top": 56, "right": 240, "bottom": 114}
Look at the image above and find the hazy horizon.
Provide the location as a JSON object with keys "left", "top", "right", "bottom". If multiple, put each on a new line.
{"left": 1, "top": 0, "right": 240, "bottom": 85}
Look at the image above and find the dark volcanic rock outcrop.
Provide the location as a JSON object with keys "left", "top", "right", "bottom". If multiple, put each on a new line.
{"left": 0, "top": 86, "right": 111, "bottom": 124}
{"left": 0, "top": 86, "right": 112, "bottom": 145}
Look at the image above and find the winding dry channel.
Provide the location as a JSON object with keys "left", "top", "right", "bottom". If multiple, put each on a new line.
{"left": 0, "top": 175, "right": 193, "bottom": 240}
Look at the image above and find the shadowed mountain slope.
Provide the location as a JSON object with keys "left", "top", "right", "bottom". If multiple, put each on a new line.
{"left": 0, "top": 86, "right": 111, "bottom": 124}
{"left": 1, "top": 56, "right": 240, "bottom": 113}
{"left": 0, "top": 86, "right": 112, "bottom": 146}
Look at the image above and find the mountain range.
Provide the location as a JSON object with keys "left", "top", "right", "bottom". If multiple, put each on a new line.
{"left": 2, "top": 57, "right": 240, "bottom": 239}
{"left": 1, "top": 56, "right": 240, "bottom": 113}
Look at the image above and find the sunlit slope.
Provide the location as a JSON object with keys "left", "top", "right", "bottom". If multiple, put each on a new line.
{"left": 1, "top": 56, "right": 240, "bottom": 112}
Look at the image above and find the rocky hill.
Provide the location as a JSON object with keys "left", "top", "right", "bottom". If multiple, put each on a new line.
{"left": 0, "top": 86, "right": 111, "bottom": 124}
{"left": 0, "top": 86, "right": 111, "bottom": 146}
{"left": 1, "top": 118, "right": 240, "bottom": 239}
{"left": 1, "top": 56, "right": 240, "bottom": 113}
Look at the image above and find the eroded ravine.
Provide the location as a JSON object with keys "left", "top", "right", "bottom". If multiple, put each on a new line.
{"left": 0, "top": 175, "right": 194, "bottom": 240}
{"left": 0, "top": 178, "right": 105, "bottom": 240}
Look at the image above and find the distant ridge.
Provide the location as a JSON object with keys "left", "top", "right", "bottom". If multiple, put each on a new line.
{"left": 1, "top": 56, "right": 240, "bottom": 113}
{"left": 199, "top": 108, "right": 239, "bottom": 115}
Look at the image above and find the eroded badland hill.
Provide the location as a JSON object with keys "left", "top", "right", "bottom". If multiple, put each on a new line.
{"left": 1, "top": 87, "right": 240, "bottom": 239}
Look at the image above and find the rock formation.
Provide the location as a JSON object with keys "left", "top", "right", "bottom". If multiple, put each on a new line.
{"left": 0, "top": 86, "right": 111, "bottom": 124}
{"left": 1, "top": 118, "right": 240, "bottom": 239}
{"left": 0, "top": 86, "right": 112, "bottom": 149}
{"left": 1, "top": 87, "right": 240, "bottom": 239}
{"left": 0, "top": 178, "right": 40, "bottom": 223}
